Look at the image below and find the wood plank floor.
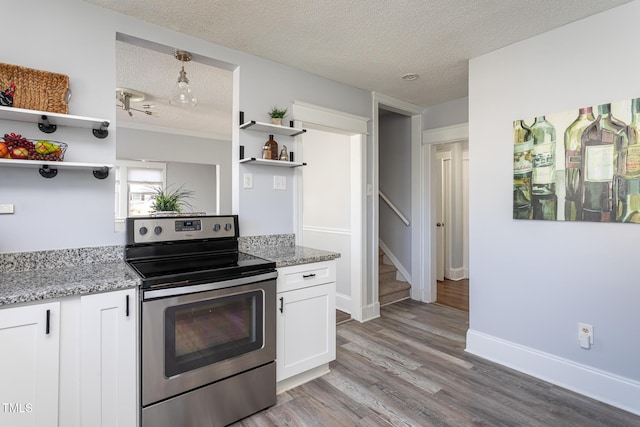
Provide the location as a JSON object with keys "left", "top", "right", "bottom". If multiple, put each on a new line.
{"left": 437, "top": 278, "right": 469, "bottom": 312}
{"left": 233, "top": 300, "right": 639, "bottom": 427}
{"left": 336, "top": 309, "right": 351, "bottom": 324}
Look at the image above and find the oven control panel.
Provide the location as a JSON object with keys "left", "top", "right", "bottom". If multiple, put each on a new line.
{"left": 127, "top": 215, "right": 237, "bottom": 244}
{"left": 175, "top": 219, "right": 202, "bottom": 232}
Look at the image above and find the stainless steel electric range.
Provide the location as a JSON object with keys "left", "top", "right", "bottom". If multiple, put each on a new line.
{"left": 125, "top": 214, "right": 277, "bottom": 427}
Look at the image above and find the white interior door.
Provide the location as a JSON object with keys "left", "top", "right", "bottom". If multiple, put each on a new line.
{"left": 434, "top": 150, "right": 452, "bottom": 281}
{"left": 301, "top": 128, "right": 356, "bottom": 315}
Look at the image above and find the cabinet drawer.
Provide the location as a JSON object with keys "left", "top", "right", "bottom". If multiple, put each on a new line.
{"left": 277, "top": 260, "right": 336, "bottom": 293}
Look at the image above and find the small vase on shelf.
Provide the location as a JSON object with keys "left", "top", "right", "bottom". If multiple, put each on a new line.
{"left": 263, "top": 134, "right": 278, "bottom": 160}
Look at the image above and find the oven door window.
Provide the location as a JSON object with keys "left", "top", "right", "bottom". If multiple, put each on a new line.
{"left": 164, "top": 290, "right": 264, "bottom": 377}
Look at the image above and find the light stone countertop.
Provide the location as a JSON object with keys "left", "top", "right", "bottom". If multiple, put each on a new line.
{"left": 0, "top": 262, "right": 139, "bottom": 306}
{"left": 0, "top": 246, "right": 139, "bottom": 307}
{"left": 239, "top": 234, "right": 341, "bottom": 267}
{"left": 0, "top": 236, "right": 340, "bottom": 307}
{"left": 242, "top": 245, "right": 341, "bottom": 268}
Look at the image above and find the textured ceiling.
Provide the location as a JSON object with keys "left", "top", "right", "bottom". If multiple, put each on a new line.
{"left": 115, "top": 39, "right": 233, "bottom": 139}
{"left": 93, "top": 0, "right": 632, "bottom": 135}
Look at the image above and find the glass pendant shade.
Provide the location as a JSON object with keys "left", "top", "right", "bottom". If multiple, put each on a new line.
{"left": 169, "top": 65, "right": 197, "bottom": 107}
{"left": 169, "top": 50, "right": 197, "bottom": 107}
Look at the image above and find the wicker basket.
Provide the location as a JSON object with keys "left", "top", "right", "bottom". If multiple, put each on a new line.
{"left": 0, "top": 63, "right": 69, "bottom": 114}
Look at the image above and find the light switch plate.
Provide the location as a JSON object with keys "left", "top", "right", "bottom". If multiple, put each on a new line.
{"left": 243, "top": 173, "right": 253, "bottom": 189}
{"left": 274, "top": 175, "right": 286, "bottom": 190}
{"left": 0, "top": 204, "right": 14, "bottom": 214}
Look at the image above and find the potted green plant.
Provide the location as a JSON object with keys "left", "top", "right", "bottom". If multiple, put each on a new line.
{"left": 150, "top": 184, "right": 194, "bottom": 213}
{"left": 268, "top": 106, "right": 288, "bottom": 126}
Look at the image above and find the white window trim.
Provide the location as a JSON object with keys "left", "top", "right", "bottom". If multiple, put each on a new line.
{"left": 114, "top": 160, "right": 167, "bottom": 232}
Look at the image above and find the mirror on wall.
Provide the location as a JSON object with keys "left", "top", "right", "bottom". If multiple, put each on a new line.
{"left": 114, "top": 33, "right": 234, "bottom": 225}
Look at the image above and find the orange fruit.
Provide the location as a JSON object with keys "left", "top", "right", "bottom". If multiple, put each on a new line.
{"left": 0, "top": 142, "right": 8, "bottom": 158}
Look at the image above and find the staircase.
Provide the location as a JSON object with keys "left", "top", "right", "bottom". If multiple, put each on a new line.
{"left": 378, "top": 248, "right": 411, "bottom": 306}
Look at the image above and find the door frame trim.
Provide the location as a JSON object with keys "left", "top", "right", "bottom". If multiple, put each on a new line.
{"left": 292, "top": 101, "right": 368, "bottom": 321}
{"left": 373, "top": 92, "right": 423, "bottom": 310}
{"left": 421, "top": 123, "right": 469, "bottom": 302}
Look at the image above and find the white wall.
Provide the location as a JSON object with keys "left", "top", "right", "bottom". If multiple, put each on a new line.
{"left": 0, "top": 0, "right": 119, "bottom": 253}
{"left": 0, "top": 0, "right": 371, "bottom": 252}
{"left": 424, "top": 97, "right": 468, "bottom": 130}
{"left": 301, "top": 128, "right": 353, "bottom": 308}
{"left": 467, "top": 1, "right": 640, "bottom": 414}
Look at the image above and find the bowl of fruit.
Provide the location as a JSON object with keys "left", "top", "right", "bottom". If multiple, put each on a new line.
{"left": 1, "top": 133, "right": 67, "bottom": 161}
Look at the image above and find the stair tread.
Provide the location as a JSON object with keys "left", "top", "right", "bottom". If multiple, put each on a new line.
{"left": 379, "top": 263, "right": 396, "bottom": 274}
{"left": 378, "top": 247, "right": 410, "bottom": 305}
{"left": 379, "top": 279, "right": 411, "bottom": 296}
{"left": 379, "top": 287, "right": 411, "bottom": 306}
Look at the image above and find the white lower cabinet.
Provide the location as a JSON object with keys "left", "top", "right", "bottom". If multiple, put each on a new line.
{"left": 276, "top": 261, "right": 336, "bottom": 390}
{"left": 80, "top": 288, "right": 137, "bottom": 427}
{"left": 0, "top": 301, "right": 60, "bottom": 427}
{"left": 0, "top": 288, "right": 137, "bottom": 427}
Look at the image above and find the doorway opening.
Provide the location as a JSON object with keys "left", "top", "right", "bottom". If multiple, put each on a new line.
{"left": 372, "top": 93, "right": 423, "bottom": 321}
{"left": 293, "top": 101, "right": 367, "bottom": 322}
{"left": 422, "top": 124, "right": 469, "bottom": 312}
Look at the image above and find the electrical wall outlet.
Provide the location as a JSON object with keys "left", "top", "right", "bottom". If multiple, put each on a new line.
{"left": 578, "top": 323, "right": 593, "bottom": 349}
{"left": 243, "top": 173, "right": 253, "bottom": 189}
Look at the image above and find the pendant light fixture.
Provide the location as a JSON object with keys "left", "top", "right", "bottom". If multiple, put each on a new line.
{"left": 169, "top": 50, "right": 197, "bottom": 107}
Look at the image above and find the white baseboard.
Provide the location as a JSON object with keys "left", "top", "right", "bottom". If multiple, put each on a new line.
{"left": 335, "top": 292, "right": 351, "bottom": 314}
{"left": 466, "top": 329, "right": 640, "bottom": 416}
{"left": 359, "top": 302, "right": 380, "bottom": 322}
{"left": 445, "top": 267, "right": 467, "bottom": 281}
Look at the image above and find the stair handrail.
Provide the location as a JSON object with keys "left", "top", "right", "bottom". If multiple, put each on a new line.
{"left": 379, "top": 190, "right": 410, "bottom": 226}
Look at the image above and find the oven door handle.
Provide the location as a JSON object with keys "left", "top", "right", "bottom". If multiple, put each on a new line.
{"left": 142, "top": 271, "right": 278, "bottom": 300}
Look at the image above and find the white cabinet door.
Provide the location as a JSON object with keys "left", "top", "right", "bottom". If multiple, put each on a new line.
{"left": 0, "top": 301, "right": 60, "bottom": 427}
{"left": 80, "top": 289, "right": 137, "bottom": 427}
{"left": 277, "top": 282, "right": 336, "bottom": 382}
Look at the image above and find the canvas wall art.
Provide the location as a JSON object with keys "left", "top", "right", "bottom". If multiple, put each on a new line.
{"left": 513, "top": 98, "right": 640, "bottom": 223}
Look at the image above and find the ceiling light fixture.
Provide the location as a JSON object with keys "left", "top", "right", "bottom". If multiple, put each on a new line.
{"left": 402, "top": 73, "right": 420, "bottom": 81}
{"left": 116, "top": 88, "right": 157, "bottom": 117}
{"left": 169, "top": 50, "right": 197, "bottom": 107}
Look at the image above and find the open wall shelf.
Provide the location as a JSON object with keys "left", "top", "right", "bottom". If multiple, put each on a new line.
{"left": 0, "top": 105, "right": 110, "bottom": 138}
{"left": 0, "top": 158, "right": 112, "bottom": 179}
{"left": 240, "top": 120, "right": 306, "bottom": 137}
{"left": 239, "top": 158, "right": 306, "bottom": 168}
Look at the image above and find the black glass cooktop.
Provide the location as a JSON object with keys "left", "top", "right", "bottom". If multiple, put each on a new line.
{"left": 128, "top": 251, "right": 275, "bottom": 289}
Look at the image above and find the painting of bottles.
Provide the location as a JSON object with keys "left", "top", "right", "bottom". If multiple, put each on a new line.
{"left": 514, "top": 98, "right": 640, "bottom": 223}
